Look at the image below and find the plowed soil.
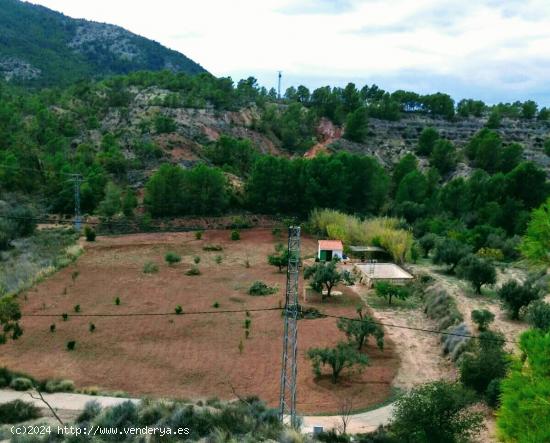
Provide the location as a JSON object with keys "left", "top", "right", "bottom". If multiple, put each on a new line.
{"left": 1, "top": 229, "right": 398, "bottom": 414}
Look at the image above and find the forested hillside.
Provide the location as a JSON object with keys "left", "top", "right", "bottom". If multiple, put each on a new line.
{"left": 0, "top": 0, "right": 206, "bottom": 85}
{"left": 1, "top": 70, "right": 549, "bottom": 268}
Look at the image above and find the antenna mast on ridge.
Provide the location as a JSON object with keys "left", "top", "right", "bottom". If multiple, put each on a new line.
{"left": 278, "top": 71, "right": 283, "bottom": 100}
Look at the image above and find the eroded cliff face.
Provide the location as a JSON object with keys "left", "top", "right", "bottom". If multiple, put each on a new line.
{"left": 64, "top": 85, "right": 550, "bottom": 188}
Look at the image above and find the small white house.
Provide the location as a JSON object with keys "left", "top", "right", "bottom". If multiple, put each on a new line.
{"left": 317, "top": 240, "right": 344, "bottom": 261}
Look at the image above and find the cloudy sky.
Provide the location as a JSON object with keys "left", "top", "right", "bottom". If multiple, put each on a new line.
{"left": 29, "top": 0, "right": 550, "bottom": 105}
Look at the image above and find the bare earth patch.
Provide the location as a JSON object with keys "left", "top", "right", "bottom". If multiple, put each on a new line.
{"left": 1, "top": 229, "right": 398, "bottom": 414}
{"left": 350, "top": 284, "right": 455, "bottom": 390}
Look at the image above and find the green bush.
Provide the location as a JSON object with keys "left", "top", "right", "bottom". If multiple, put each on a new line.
{"left": 44, "top": 379, "right": 75, "bottom": 393}
{"left": 471, "top": 309, "right": 495, "bottom": 331}
{"left": 215, "top": 255, "right": 223, "bottom": 264}
{"left": 9, "top": 377, "right": 33, "bottom": 391}
{"left": 143, "top": 261, "right": 159, "bottom": 274}
{"left": 231, "top": 230, "right": 240, "bottom": 241}
{"left": 50, "top": 324, "right": 56, "bottom": 333}
{"left": 203, "top": 244, "right": 223, "bottom": 251}
{"left": 193, "top": 256, "right": 201, "bottom": 264}
{"left": 186, "top": 266, "right": 201, "bottom": 276}
{"left": 175, "top": 305, "right": 183, "bottom": 315}
{"left": 165, "top": 251, "right": 181, "bottom": 266}
{"left": 89, "top": 323, "right": 96, "bottom": 333}
{"left": 67, "top": 341, "right": 76, "bottom": 351}
{"left": 74, "top": 304, "right": 81, "bottom": 313}
{"left": 248, "top": 281, "right": 277, "bottom": 296}
{"left": 526, "top": 300, "right": 550, "bottom": 331}
{"left": 0, "top": 400, "right": 40, "bottom": 424}
{"left": 212, "top": 302, "right": 220, "bottom": 308}
{"left": 84, "top": 226, "right": 96, "bottom": 242}
{"left": 62, "top": 313, "right": 68, "bottom": 321}
{"left": 498, "top": 280, "right": 540, "bottom": 320}
{"left": 195, "top": 231, "right": 203, "bottom": 240}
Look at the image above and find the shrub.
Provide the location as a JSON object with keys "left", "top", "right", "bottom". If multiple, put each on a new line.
{"left": 9, "top": 377, "right": 33, "bottom": 391}
{"left": 165, "top": 251, "right": 181, "bottom": 266}
{"left": 424, "top": 287, "right": 463, "bottom": 330}
{"left": 67, "top": 341, "right": 76, "bottom": 351}
{"left": 89, "top": 323, "right": 96, "bottom": 333}
{"left": 44, "top": 379, "right": 75, "bottom": 393}
{"left": 460, "top": 331, "right": 508, "bottom": 395}
{"left": 62, "top": 313, "right": 68, "bottom": 321}
{"left": 215, "top": 255, "right": 223, "bottom": 264}
{"left": 195, "top": 231, "right": 203, "bottom": 240}
{"left": 77, "top": 400, "right": 102, "bottom": 423}
{"left": 390, "top": 381, "right": 484, "bottom": 443}
{"left": 143, "top": 261, "right": 159, "bottom": 274}
{"left": 476, "top": 247, "right": 504, "bottom": 261}
{"left": 248, "top": 281, "right": 277, "bottom": 296}
{"left": 231, "top": 230, "right": 240, "bottom": 241}
{"left": 50, "top": 324, "right": 56, "bottom": 333}
{"left": 212, "top": 302, "right": 220, "bottom": 308}
{"left": 526, "top": 300, "right": 550, "bottom": 331}
{"left": 203, "top": 244, "right": 223, "bottom": 251}
{"left": 74, "top": 304, "right": 81, "bottom": 313}
{"left": 0, "top": 400, "right": 40, "bottom": 424}
{"left": 471, "top": 309, "right": 495, "bottom": 331}
{"left": 175, "top": 305, "right": 183, "bottom": 315}
{"left": 84, "top": 226, "right": 96, "bottom": 242}
{"left": 115, "top": 297, "right": 121, "bottom": 305}
{"left": 186, "top": 266, "right": 201, "bottom": 276}
{"left": 193, "top": 256, "right": 201, "bottom": 264}
{"left": 244, "top": 318, "right": 251, "bottom": 329}
{"left": 498, "top": 280, "right": 540, "bottom": 320}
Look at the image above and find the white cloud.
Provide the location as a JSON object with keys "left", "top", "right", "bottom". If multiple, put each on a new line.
{"left": 25, "top": 0, "right": 550, "bottom": 104}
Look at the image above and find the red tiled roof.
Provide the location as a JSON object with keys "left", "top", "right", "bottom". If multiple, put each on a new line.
{"left": 318, "top": 240, "right": 343, "bottom": 250}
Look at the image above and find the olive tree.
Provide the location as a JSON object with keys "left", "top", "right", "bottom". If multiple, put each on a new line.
{"left": 337, "top": 307, "right": 384, "bottom": 350}
{"left": 307, "top": 342, "right": 369, "bottom": 383}
{"left": 457, "top": 255, "right": 496, "bottom": 294}
{"left": 304, "top": 260, "right": 354, "bottom": 301}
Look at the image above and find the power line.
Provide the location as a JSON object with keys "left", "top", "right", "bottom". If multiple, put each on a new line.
{"left": 23, "top": 307, "right": 284, "bottom": 318}
{"left": 316, "top": 312, "right": 518, "bottom": 344}
{"left": 21, "top": 305, "right": 518, "bottom": 343}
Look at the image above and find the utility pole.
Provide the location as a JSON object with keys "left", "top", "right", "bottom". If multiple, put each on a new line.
{"left": 279, "top": 226, "right": 301, "bottom": 428}
{"left": 67, "top": 174, "right": 83, "bottom": 231}
{"left": 278, "top": 71, "right": 282, "bottom": 100}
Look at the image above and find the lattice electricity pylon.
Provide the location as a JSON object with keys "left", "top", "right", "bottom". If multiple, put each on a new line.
{"left": 67, "top": 174, "right": 83, "bottom": 231}
{"left": 279, "top": 226, "right": 301, "bottom": 428}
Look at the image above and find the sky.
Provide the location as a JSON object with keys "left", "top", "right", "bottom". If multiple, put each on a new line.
{"left": 28, "top": 0, "right": 550, "bottom": 105}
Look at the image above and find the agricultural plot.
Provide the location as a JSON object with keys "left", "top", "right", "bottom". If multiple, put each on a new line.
{"left": 1, "top": 228, "right": 398, "bottom": 414}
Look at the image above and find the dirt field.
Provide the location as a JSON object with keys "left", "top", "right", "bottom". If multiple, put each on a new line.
{"left": 1, "top": 229, "right": 398, "bottom": 414}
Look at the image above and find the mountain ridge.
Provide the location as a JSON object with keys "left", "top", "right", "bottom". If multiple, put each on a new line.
{"left": 0, "top": 0, "right": 206, "bottom": 85}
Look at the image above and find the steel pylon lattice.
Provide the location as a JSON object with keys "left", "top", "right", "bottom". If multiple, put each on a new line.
{"left": 279, "top": 226, "right": 301, "bottom": 428}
